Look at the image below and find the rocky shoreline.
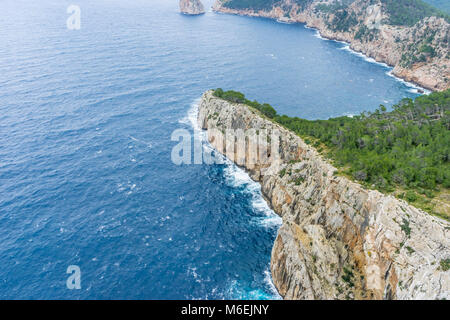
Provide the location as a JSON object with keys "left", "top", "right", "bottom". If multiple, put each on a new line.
{"left": 198, "top": 90, "right": 450, "bottom": 299}
{"left": 212, "top": 0, "right": 450, "bottom": 92}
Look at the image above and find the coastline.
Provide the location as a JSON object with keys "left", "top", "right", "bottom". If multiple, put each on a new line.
{"left": 183, "top": 99, "right": 283, "bottom": 299}
{"left": 198, "top": 90, "right": 450, "bottom": 299}
{"left": 212, "top": 3, "right": 449, "bottom": 92}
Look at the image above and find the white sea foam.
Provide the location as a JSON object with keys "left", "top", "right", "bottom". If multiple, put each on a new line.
{"left": 314, "top": 30, "right": 326, "bottom": 40}
{"left": 386, "top": 70, "right": 431, "bottom": 94}
{"left": 182, "top": 99, "right": 282, "bottom": 228}
{"left": 181, "top": 98, "right": 282, "bottom": 298}
{"left": 276, "top": 19, "right": 293, "bottom": 25}
{"left": 226, "top": 279, "right": 279, "bottom": 300}
{"left": 178, "top": 98, "right": 202, "bottom": 130}
{"left": 311, "top": 28, "right": 346, "bottom": 44}
{"left": 223, "top": 160, "right": 282, "bottom": 228}
{"left": 225, "top": 269, "right": 282, "bottom": 300}
{"left": 264, "top": 268, "right": 282, "bottom": 299}
{"left": 251, "top": 191, "right": 282, "bottom": 227}
{"left": 129, "top": 135, "right": 153, "bottom": 148}
{"left": 223, "top": 161, "right": 253, "bottom": 187}
{"left": 339, "top": 44, "right": 389, "bottom": 68}
{"left": 180, "top": 99, "right": 212, "bottom": 158}
{"left": 187, "top": 266, "right": 202, "bottom": 283}
{"left": 338, "top": 44, "right": 431, "bottom": 93}
{"left": 265, "top": 53, "right": 277, "bottom": 59}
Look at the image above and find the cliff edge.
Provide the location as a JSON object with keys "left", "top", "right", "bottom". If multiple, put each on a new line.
{"left": 198, "top": 90, "right": 450, "bottom": 299}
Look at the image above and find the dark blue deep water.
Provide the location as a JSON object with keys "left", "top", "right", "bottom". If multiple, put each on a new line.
{"left": 0, "top": 0, "right": 421, "bottom": 299}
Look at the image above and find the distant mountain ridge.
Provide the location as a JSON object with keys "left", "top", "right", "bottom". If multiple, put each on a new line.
{"left": 213, "top": 0, "right": 450, "bottom": 91}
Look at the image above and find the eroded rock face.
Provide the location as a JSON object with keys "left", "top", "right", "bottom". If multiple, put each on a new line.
{"left": 213, "top": 0, "right": 450, "bottom": 91}
{"left": 198, "top": 90, "right": 450, "bottom": 300}
{"left": 180, "top": 0, "right": 205, "bottom": 15}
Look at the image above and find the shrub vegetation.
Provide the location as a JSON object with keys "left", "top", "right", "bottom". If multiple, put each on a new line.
{"left": 212, "top": 88, "right": 450, "bottom": 219}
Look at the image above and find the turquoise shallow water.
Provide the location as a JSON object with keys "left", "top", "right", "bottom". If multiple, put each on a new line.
{"left": 0, "top": 0, "right": 420, "bottom": 299}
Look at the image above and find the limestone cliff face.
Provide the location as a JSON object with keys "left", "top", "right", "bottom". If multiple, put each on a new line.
{"left": 198, "top": 90, "right": 450, "bottom": 299}
{"left": 180, "top": 0, "right": 205, "bottom": 15}
{"left": 213, "top": 0, "right": 450, "bottom": 91}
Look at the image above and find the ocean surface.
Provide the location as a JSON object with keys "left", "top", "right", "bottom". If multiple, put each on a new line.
{"left": 0, "top": 0, "right": 421, "bottom": 299}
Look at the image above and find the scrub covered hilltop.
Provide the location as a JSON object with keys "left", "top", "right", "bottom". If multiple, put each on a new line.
{"left": 213, "top": 88, "right": 450, "bottom": 220}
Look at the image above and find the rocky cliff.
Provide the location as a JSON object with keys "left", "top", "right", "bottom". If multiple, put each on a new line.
{"left": 213, "top": 0, "right": 450, "bottom": 91}
{"left": 198, "top": 90, "right": 450, "bottom": 299}
{"left": 180, "top": 0, "right": 206, "bottom": 15}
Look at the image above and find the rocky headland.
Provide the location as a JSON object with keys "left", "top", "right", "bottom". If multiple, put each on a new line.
{"left": 198, "top": 90, "right": 450, "bottom": 299}
{"left": 180, "top": 0, "right": 206, "bottom": 15}
{"left": 213, "top": 0, "right": 450, "bottom": 91}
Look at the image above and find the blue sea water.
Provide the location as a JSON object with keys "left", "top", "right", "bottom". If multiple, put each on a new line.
{"left": 0, "top": 0, "right": 421, "bottom": 299}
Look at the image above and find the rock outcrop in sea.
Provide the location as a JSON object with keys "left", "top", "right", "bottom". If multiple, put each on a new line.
{"left": 213, "top": 0, "right": 450, "bottom": 91}
{"left": 198, "top": 90, "right": 450, "bottom": 299}
{"left": 180, "top": 0, "right": 205, "bottom": 15}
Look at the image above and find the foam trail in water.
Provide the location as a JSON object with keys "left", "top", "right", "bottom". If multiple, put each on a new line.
{"left": 386, "top": 70, "right": 431, "bottom": 94}
{"left": 182, "top": 99, "right": 280, "bottom": 223}
{"left": 264, "top": 268, "right": 282, "bottom": 299}
{"left": 314, "top": 30, "right": 325, "bottom": 40}
{"left": 178, "top": 98, "right": 202, "bottom": 130}
{"left": 339, "top": 45, "right": 389, "bottom": 68}
{"left": 223, "top": 162, "right": 253, "bottom": 187}
{"left": 222, "top": 157, "right": 282, "bottom": 228}
{"left": 226, "top": 277, "right": 282, "bottom": 300}
{"left": 181, "top": 99, "right": 283, "bottom": 299}
{"left": 179, "top": 98, "right": 210, "bottom": 150}
{"left": 129, "top": 135, "right": 153, "bottom": 148}
{"left": 224, "top": 267, "right": 282, "bottom": 299}
{"left": 276, "top": 19, "right": 293, "bottom": 25}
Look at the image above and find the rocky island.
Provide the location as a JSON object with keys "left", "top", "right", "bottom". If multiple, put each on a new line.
{"left": 180, "top": 0, "right": 206, "bottom": 15}
{"left": 198, "top": 89, "right": 450, "bottom": 299}
{"left": 213, "top": 0, "right": 450, "bottom": 91}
